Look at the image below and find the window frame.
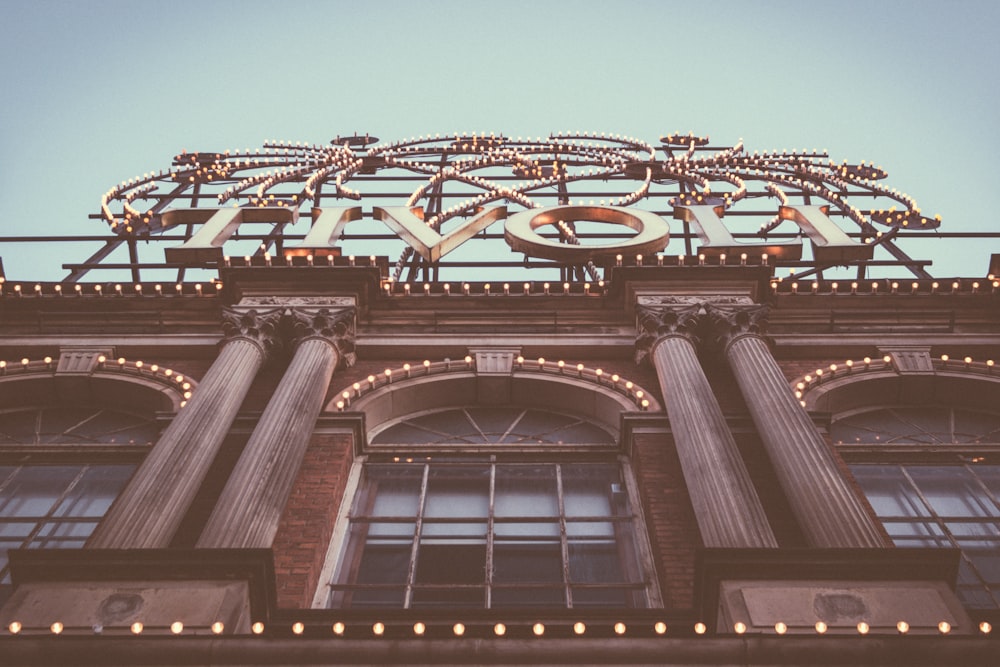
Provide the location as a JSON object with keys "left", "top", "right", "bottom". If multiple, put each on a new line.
{"left": 833, "top": 404, "right": 1000, "bottom": 610}
{"left": 313, "top": 407, "right": 662, "bottom": 609}
{"left": 0, "top": 404, "right": 158, "bottom": 587}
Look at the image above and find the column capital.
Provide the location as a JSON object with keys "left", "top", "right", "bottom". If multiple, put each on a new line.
{"left": 289, "top": 307, "right": 357, "bottom": 368}
{"left": 635, "top": 304, "right": 703, "bottom": 365}
{"left": 221, "top": 307, "right": 284, "bottom": 357}
{"left": 705, "top": 303, "right": 771, "bottom": 352}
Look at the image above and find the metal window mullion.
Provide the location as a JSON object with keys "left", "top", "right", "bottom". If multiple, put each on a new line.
{"left": 555, "top": 463, "right": 571, "bottom": 608}
{"left": 403, "top": 463, "right": 430, "bottom": 609}
{"left": 902, "top": 465, "right": 995, "bottom": 603}
{"left": 22, "top": 465, "right": 89, "bottom": 549}
{"left": 486, "top": 462, "right": 496, "bottom": 608}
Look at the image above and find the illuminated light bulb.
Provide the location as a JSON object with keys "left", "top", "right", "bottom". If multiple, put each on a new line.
{"left": 938, "top": 621, "right": 951, "bottom": 634}
{"left": 883, "top": 355, "right": 892, "bottom": 364}
{"left": 332, "top": 622, "right": 345, "bottom": 636}
{"left": 413, "top": 622, "right": 425, "bottom": 636}
{"left": 8, "top": 621, "right": 22, "bottom": 634}
{"left": 210, "top": 621, "right": 224, "bottom": 634}
{"left": 941, "top": 354, "right": 949, "bottom": 362}
{"left": 532, "top": 623, "right": 545, "bottom": 636}
{"left": 980, "top": 621, "right": 992, "bottom": 634}
{"left": 292, "top": 622, "right": 305, "bottom": 635}
{"left": 856, "top": 621, "right": 869, "bottom": 634}
{"left": 654, "top": 622, "right": 667, "bottom": 635}
{"left": 815, "top": 621, "right": 827, "bottom": 634}
{"left": 493, "top": 623, "right": 506, "bottom": 636}
{"left": 774, "top": 622, "right": 787, "bottom": 634}
{"left": 614, "top": 622, "right": 627, "bottom": 635}
{"left": 131, "top": 622, "right": 144, "bottom": 634}
{"left": 896, "top": 621, "right": 909, "bottom": 634}
{"left": 733, "top": 622, "right": 747, "bottom": 634}
{"left": 572, "top": 622, "right": 587, "bottom": 635}
{"left": 694, "top": 622, "right": 707, "bottom": 635}
{"left": 51, "top": 622, "right": 64, "bottom": 635}
{"left": 452, "top": 623, "right": 465, "bottom": 636}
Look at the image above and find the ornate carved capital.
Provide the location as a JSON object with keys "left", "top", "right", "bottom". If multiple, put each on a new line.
{"left": 221, "top": 307, "right": 284, "bottom": 357}
{"left": 635, "top": 304, "right": 703, "bottom": 365}
{"left": 705, "top": 304, "right": 770, "bottom": 352}
{"left": 289, "top": 307, "right": 357, "bottom": 368}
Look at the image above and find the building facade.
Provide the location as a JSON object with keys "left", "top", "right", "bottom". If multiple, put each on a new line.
{"left": 0, "top": 133, "right": 997, "bottom": 664}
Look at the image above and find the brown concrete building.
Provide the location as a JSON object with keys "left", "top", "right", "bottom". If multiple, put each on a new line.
{"left": 0, "top": 133, "right": 997, "bottom": 664}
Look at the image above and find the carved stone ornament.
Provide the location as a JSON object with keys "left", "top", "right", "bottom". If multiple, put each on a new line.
{"left": 236, "top": 296, "right": 355, "bottom": 308}
{"left": 634, "top": 304, "right": 704, "bottom": 365}
{"left": 636, "top": 295, "right": 754, "bottom": 307}
{"left": 705, "top": 304, "right": 771, "bottom": 351}
{"left": 220, "top": 307, "right": 284, "bottom": 357}
{"left": 289, "top": 307, "right": 357, "bottom": 368}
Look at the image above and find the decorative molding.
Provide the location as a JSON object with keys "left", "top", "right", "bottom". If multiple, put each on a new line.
{"left": 636, "top": 295, "right": 754, "bottom": 307}
{"left": 467, "top": 347, "right": 521, "bottom": 375}
{"left": 289, "top": 307, "right": 357, "bottom": 368}
{"left": 880, "top": 346, "right": 934, "bottom": 374}
{"left": 236, "top": 296, "right": 355, "bottom": 308}
{"left": 55, "top": 347, "right": 112, "bottom": 375}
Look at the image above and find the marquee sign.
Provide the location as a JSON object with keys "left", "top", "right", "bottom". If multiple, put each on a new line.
{"left": 92, "top": 132, "right": 941, "bottom": 283}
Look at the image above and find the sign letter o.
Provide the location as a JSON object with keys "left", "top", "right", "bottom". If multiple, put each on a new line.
{"left": 504, "top": 206, "right": 670, "bottom": 262}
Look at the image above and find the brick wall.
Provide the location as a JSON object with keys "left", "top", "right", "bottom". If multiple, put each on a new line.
{"left": 630, "top": 432, "right": 700, "bottom": 610}
{"left": 271, "top": 432, "right": 355, "bottom": 608}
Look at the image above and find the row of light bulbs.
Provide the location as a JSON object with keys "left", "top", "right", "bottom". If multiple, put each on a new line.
{"left": 774, "top": 278, "right": 1000, "bottom": 294}
{"left": 8, "top": 618, "right": 992, "bottom": 637}
{"left": 0, "top": 281, "right": 223, "bottom": 297}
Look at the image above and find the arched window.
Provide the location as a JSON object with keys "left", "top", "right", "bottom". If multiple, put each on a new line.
{"left": 320, "top": 407, "right": 654, "bottom": 609}
{"left": 0, "top": 404, "right": 160, "bottom": 596}
{"left": 832, "top": 406, "right": 1000, "bottom": 609}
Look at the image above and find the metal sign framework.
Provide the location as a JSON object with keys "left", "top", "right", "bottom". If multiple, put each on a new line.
{"left": 33, "top": 132, "right": 956, "bottom": 284}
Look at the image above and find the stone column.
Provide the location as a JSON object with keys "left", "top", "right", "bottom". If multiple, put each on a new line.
{"left": 637, "top": 304, "right": 777, "bottom": 548}
{"left": 88, "top": 308, "right": 282, "bottom": 549}
{"left": 197, "top": 307, "right": 356, "bottom": 549}
{"left": 707, "top": 304, "right": 888, "bottom": 548}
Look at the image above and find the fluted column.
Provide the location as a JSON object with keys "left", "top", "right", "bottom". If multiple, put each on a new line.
{"left": 88, "top": 308, "right": 282, "bottom": 548}
{"left": 707, "top": 304, "right": 888, "bottom": 548}
{"left": 197, "top": 307, "right": 356, "bottom": 549}
{"left": 637, "top": 305, "right": 777, "bottom": 548}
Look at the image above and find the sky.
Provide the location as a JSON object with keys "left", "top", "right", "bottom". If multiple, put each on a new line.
{"left": 1, "top": 0, "right": 998, "bottom": 282}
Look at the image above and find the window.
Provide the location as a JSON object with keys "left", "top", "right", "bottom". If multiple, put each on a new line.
{"left": 833, "top": 406, "right": 1000, "bottom": 609}
{"left": 323, "top": 407, "right": 652, "bottom": 609}
{"left": 0, "top": 406, "right": 158, "bottom": 590}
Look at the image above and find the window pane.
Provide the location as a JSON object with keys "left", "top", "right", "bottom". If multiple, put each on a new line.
{"left": 562, "top": 464, "right": 620, "bottom": 517}
{"left": 355, "top": 465, "right": 422, "bottom": 518}
{"left": 412, "top": 543, "right": 486, "bottom": 607}
{"left": 493, "top": 541, "right": 562, "bottom": 583}
{"left": 908, "top": 467, "right": 1000, "bottom": 518}
{"left": 423, "top": 466, "right": 488, "bottom": 519}
{"left": 495, "top": 465, "right": 557, "bottom": 517}
{"left": 0, "top": 467, "right": 80, "bottom": 518}
{"left": 851, "top": 465, "right": 929, "bottom": 517}
{"left": 53, "top": 465, "right": 133, "bottom": 518}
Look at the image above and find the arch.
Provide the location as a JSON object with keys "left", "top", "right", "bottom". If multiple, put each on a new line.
{"left": 798, "top": 361, "right": 1000, "bottom": 416}
{"left": 327, "top": 359, "right": 658, "bottom": 444}
{"left": 0, "top": 357, "right": 193, "bottom": 413}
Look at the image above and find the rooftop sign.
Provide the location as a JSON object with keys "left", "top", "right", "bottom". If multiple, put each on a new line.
{"left": 93, "top": 132, "right": 941, "bottom": 283}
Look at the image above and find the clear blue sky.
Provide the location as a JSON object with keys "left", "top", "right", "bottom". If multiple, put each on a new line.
{"left": 2, "top": 0, "right": 998, "bottom": 281}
